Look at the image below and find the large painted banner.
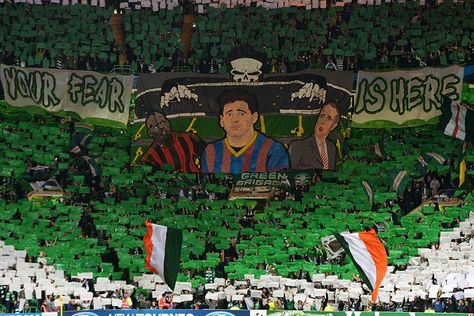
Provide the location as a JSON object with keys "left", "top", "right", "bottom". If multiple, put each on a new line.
{"left": 132, "top": 47, "right": 353, "bottom": 175}
{"left": 0, "top": 64, "right": 133, "bottom": 126}
{"left": 353, "top": 65, "right": 464, "bottom": 128}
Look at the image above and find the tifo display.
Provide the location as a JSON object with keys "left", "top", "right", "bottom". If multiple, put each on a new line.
{"left": 0, "top": 0, "right": 474, "bottom": 314}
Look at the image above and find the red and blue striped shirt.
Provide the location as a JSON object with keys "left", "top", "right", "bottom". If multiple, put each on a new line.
{"left": 201, "top": 132, "right": 289, "bottom": 174}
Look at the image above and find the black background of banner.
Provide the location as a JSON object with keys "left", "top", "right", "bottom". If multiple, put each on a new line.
{"left": 136, "top": 70, "right": 353, "bottom": 119}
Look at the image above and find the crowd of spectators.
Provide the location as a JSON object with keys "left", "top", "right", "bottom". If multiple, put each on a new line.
{"left": 1, "top": 109, "right": 474, "bottom": 312}
{"left": 1, "top": 1, "right": 473, "bottom": 74}
{"left": 188, "top": 1, "right": 474, "bottom": 74}
{"left": 0, "top": 3, "right": 116, "bottom": 72}
{"left": 1, "top": 223, "right": 474, "bottom": 313}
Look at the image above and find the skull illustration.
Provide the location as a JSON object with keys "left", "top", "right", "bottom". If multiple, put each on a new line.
{"left": 230, "top": 58, "right": 263, "bottom": 82}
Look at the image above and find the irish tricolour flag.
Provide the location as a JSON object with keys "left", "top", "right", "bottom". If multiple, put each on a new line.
{"left": 143, "top": 221, "right": 183, "bottom": 290}
{"left": 335, "top": 230, "right": 387, "bottom": 304}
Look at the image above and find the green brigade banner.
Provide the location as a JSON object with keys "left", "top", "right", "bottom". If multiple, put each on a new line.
{"left": 0, "top": 64, "right": 133, "bottom": 126}
{"left": 353, "top": 65, "right": 464, "bottom": 128}
{"left": 229, "top": 170, "right": 315, "bottom": 200}
{"left": 132, "top": 46, "right": 353, "bottom": 176}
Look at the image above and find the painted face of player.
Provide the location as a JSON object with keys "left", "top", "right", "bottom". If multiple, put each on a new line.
{"left": 220, "top": 101, "right": 258, "bottom": 140}
{"left": 146, "top": 112, "right": 172, "bottom": 144}
{"left": 315, "top": 104, "right": 339, "bottom": 140}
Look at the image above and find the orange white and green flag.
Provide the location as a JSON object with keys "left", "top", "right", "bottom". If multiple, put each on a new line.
{"left": 335, "top": 230, "right": 387, "bottom": 304}
{"left": 143, "top": 221, "right": 183, "bottom": 290}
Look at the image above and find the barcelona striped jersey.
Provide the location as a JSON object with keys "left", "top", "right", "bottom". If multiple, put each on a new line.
{"left": 201, "top": 132, "right": 289, "bottom": 174}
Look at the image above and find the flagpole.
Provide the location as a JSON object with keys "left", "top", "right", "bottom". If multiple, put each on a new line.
{"left": 60, "top": 295, "right": 63, "bottom": 316}
{"left": 459, "top": 142, "right": 467, "bottom": 188}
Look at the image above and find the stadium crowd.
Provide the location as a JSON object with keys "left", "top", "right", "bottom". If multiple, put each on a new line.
{"left": 1, "top": 111, "right": 473, "bottom": 313}
{"left": 0, "top": 1, "right": 473, "bottom": 73}
{"left": 1, "top": 0, "right": 474, "bottom": 313}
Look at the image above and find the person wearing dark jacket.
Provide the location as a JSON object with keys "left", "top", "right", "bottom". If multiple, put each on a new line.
{"left": 457, "top": 299, "right": 468, "bottom": 313}
{"left": 411, "top": 296, "right": 428, "bottom": 312}
{"left": 468, "top": 298, "right": 474, "bottom": 313}
{"left": 444, "top": 298, "right": 457, "bottom": 313}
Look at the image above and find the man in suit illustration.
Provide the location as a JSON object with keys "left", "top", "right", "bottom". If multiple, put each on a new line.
{"left": 289, "top": 102, "right": 340, "bottom": 170}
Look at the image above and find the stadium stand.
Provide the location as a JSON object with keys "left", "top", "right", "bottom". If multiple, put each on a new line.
{"left": 0, "top": 106, "right": 473, "bottom": 312}
{"left": 0, "top": 3, "right": 115, "bottom": 71}
{"left": 123, "top": 8, "right": 184, "bottom": 72}
{"left": 118, "top": 0, "right": 181, "bottom": 11}
{"left": 1, "top": 0, "right": 474, "bottom": 314}
{"left": 190, "top": 2, "right": 474, "bottom": 73}
{"left": 0, "top": 211, "right": 473, "bottom": 312}
{"left": 0, "top": 1, "right": 473, "bottom": 72}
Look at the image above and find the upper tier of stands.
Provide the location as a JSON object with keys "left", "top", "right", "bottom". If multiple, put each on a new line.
{"left": 0, "top": 1, "right": 473, "bottom": 73}
{"left": 192, "top": 2, "right": 474, "bottom": 71}
{"left": 0, "top": 4, "right": 114, "bottom": 70}
{"left": 123, "top": 8, "right": 183, "bottom": 70}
